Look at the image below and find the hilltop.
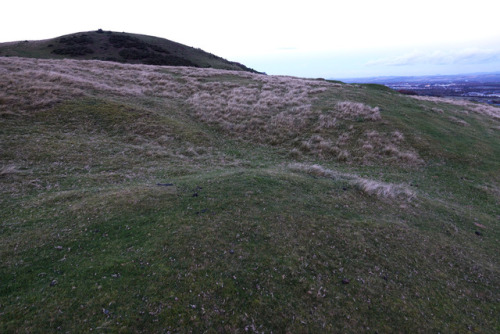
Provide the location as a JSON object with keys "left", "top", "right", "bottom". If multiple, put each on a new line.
{"left": 0, "top": 30, "right": 258, "bottom": 72}
{"left": 1, "top": 57, "right": 499, "bottom": 332}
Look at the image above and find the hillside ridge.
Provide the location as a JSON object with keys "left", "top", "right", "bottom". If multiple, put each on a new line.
{"left": 0, "top": 29, "right": 259, "bottom": 72}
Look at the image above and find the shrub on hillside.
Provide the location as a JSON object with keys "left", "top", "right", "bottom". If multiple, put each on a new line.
{"left": 52, "top": 34, "right": 94, "bottom": 56}
{"left": 118, "top": 49, "right": 149, "bottom": 60}
{"left": 118, "top": 49, "right": 197, "bottom": 66}
{"left": 52, "top": 46, "right": 94, "bottom": 56}
{"left": 59, "top": 34, "right": 93, "bottom": 46}
{"left": 109, "top": 35, "right": 149, "bottom": 50}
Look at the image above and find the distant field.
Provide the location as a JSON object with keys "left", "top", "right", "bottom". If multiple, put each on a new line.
{"left": 1, "top": 57, "right": 499, "bottom": 332}
{"left": 341, "top": 73, "right": 500, "bottom": 106}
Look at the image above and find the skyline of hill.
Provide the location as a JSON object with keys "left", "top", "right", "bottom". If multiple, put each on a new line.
{"left": 0, "top": 29, "right": 259, "bottom": 73}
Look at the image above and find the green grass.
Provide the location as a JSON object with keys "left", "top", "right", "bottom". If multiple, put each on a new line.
{"left": 1, "top": 58, "right": 499, "bottom": 332}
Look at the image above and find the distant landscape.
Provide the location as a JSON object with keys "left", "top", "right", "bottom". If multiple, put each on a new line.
{"left": 341, "top": 73, "right": 500, "bottom": 106}
{"left": 1, "top": 31, "right": 499, "bottom": 332}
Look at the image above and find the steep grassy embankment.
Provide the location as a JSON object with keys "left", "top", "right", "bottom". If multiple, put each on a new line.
{"left": 1, "top": 57, "right": 499, "bottom": 332}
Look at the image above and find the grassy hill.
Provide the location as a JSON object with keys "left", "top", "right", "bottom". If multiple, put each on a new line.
{"left": 1, "top": 56, "right": 499, "bottom": 332}
{"left": 0, "top": 30, "right": 258, "bottom": 72}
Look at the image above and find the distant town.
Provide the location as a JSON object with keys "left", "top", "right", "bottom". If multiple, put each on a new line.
{"left": 339, "top": 72, "right": 500, "bottom": 106}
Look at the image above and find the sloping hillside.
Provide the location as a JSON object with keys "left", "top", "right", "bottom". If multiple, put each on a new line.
{"left": 1, "top": 57, "right": 499, "bottom": 332}
{"left": 0, "top": 30, "right": 258, "bottom": 72}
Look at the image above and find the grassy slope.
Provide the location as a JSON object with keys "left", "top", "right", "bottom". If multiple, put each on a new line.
{"left": 0, "top": 30, "right": 256, "bottom": 72}
{"left": 1, "top": 57, "right": 499, "bottom": 333}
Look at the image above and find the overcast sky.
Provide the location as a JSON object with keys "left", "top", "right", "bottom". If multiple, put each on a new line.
{"left": 2, "top": 0, "right": 500, "bottom": 79}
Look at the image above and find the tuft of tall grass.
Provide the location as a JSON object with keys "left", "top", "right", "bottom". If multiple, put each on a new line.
{"left": 289, "top": 163, "right": 416, "bottom": 201}
{"left": 335, "top": 101, "right": 381, "bottom": 121}
{"left": 410, "top": 95, "right": 500, "bottom": 119}
{"left": 0, "top": 165, "right": 18, "bottom": 178}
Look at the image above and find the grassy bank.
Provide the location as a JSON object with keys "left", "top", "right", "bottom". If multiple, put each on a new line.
{"left": 1, "top": 57, "right": 499, "bottom": 332}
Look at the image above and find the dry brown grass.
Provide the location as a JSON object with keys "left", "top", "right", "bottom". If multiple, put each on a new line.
{"left": 334, "top": 101, "right": 381, "bottom": 121}
{"left": 288, "top": 163, "right": 416, "bottom": 201}
{"left": 448, "top": 116, "right": 470, "bottom": 126}
{"left": 187, "top": 74, "right": 331, "bottom": 142}
{"left": 410, "top": 95, "right": 500, "bottom": 119}
{"left": 354, "top": 130, "right": 422, "bottom": 165}
{"left": 0, "top": 165, "right": 18, "bottom": 178}
{"left": 1, "top": 57, "right": 422, "bottom": 164}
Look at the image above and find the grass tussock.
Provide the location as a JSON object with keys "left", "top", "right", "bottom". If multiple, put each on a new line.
{"left": 354, "top": 178, "right": 416, "bottom": 200}
{"left": 0, "top": 164, "right": 18, "bottom": 178}
{"left": 410, "top": 95, "right": 500, "bottom": 119}
{"left": 448, "top": 116, "right": 470, "bottom": 126}
{"left": 289, "top": 163, "right": 416, "bottom": 201}
{"left": 335, "top": 101, "right": 381, "bottom": 121}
